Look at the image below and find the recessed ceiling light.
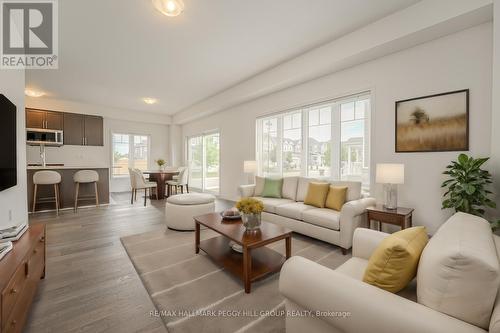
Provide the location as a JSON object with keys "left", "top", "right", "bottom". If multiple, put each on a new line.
{"left": 143, "top": 97, "right": 158, "bottom": 105}
{"left": 152, "top": 0, "right": 184, "bottom": 17}
{"left": 25, "top": 88, "right": 45, "bottom": 97}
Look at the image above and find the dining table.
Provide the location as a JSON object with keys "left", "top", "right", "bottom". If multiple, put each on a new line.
{"left": 142, "top": 170, "right": 179, "bottom": 199}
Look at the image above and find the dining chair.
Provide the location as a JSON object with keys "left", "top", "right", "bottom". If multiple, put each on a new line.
{"left": 166, "top": 166, "right": 189, "bottom": 195}
{"left": 129, "top": 168, "right": 158, "bottom": 206}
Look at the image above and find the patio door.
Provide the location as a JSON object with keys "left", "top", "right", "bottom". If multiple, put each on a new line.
{"left": 187, "top": 131, "right": 220, "bottom": 194}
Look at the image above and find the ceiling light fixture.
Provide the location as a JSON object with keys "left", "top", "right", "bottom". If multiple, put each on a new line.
{"left": 152, "top": 0, "right": 184, "bottom": 17}
{"left": 25, "top": 89, "right": 45, "bottom": 97}
{"left": 143, "top": 97, "right": 158, "bottom": 105}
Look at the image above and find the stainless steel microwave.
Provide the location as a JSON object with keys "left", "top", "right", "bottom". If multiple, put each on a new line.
{"left": 26, "top": 128, "right": 64, "bottom": 146}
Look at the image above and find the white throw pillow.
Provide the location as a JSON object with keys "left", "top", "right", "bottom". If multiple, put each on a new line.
{"left": 282, "top": 177, "right": 299, "bottom": 201}
{"left": 417, "top": 212, "right": 500, "bottom": 329}
{"left": 254, "top": 176, "right": 265, "bottom": 196}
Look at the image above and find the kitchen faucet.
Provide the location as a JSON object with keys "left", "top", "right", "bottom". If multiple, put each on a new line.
{"left": 40, "top": 144, "right": 46, "bottom": 168}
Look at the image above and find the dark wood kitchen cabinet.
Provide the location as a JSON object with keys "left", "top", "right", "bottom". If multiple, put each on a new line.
{"left": 26, "top": 108, "right": 63, "bottom": 130}
{"left": 84, "top": 116, "right": 103, "bottom": 146}
{"left": 45, "top": 111, "right": 64, "bottom": 130}
{"left": 63, "top": 112, "right": 85, "bottom": 145}
{"left": 26, "top": 109, "right": 103, "bottom": 146}
{"left": 62, "top": 112, "right": 103, "bottom": 146}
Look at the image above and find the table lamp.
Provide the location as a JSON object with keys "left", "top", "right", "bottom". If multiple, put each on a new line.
{"left": 376, "top": 163, "right": 404, "bottom": 210}
{"left": 244, "top": 160, "right": 257, "bottom": 184}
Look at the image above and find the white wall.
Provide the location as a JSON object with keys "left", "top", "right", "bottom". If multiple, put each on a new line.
{"left": 169, "top": 124, "right": 182, "bottom": 167}
{"left": 0, "top": 69, "right": 27, "bottom": 228}
{"left": 491, "top": 0, "right": 500, "bottom": 214}
{"left": 25, "top": 100, "right": 169, "bottom": 193}
{"left": 181, "top": 23, "right": 493, "bottom": 234}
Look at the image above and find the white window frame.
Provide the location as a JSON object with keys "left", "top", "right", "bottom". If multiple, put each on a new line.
{"left": 256, "top": 92, "right": 371, "bottom": 188}
{"left": 111, "top": 132, "right": 151, "bottom": 178}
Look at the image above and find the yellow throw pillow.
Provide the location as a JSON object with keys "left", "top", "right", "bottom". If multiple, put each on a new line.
{"left": 363, "top": 226, "right": 428, "bottom": 293}
{"left": 325, "top": 186, "right": 347, "bottom": 211}
{"left": 304, "top": 182, "right": 330, "bottom": 208}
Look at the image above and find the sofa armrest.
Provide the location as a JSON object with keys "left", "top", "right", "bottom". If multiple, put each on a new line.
{"left": 279, "top": 256, "right": 485, "bottom": 333}
{"left": 338, "top": 197, "right": 376, "bottom": 249}
{"left": 352, "top": 228, "right": 390, "bottom": 260}
{"left": 238, "top": 184, "right": 255, "bottom": 198}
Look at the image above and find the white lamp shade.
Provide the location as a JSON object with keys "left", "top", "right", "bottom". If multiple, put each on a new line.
{"left": 376, "top": 163, "right": 404, "bottom": 184}
{"left": 244, "top": 160, "right": 257, "bottom": 173}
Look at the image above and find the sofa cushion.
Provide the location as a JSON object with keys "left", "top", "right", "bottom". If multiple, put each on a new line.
{"left": 296, "top": 177, "right": 317, "bottom": 202}
{"left": 252, "top": 197, "right": 294, "bottom": 214}
{"left": 254, "top": 176, "right": 265, "bottom": 196}
{"left": 302, "top": 208, "right": 340, "bottom": 231}
{"left": 276, "top": 202, "right": 316, "bottom": 220}
{"left": 330, "top": 181, "right": 361, "bottom": 202}
{"left": 262, "top": 177, "right": 283, "bottom": 198}
{"left": 417, "top": 212, "right": 500, "bottom": 329}
{"left": 304, "top": 182, "right": 330, "bottom": 208}
{"left": 282, "top": 177, "right": 299, "bottom": 200}
{"left": 363, "top": 226, "right": 428, "bottom": 293}
{"left": 325, "top": 186, "right": 347, "bottom": 211}
{"left": 337, "top": 257, "right": 368, "bottom": 279}
{"left": 337, "top": 257, "right": 417, "bottom": 302}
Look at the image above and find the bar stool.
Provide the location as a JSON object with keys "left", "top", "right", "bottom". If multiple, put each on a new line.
{"left": 32, "top": 170, "right": 61, "bottom": 215}
{"left": 74, "top": 170, "right": 99, "bottom": 212}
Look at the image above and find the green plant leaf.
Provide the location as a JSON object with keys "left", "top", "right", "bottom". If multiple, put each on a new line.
{"left": 442, "top": 154, "right": 495, "bottom": 219}
{"left": 458, "top": 154, "right": 468, "bottom": 165}
{"left": 465, "top": 184, "right": 476, "bottom": 195}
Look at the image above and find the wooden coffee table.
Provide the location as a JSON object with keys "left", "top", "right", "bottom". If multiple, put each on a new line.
{"left": 194, "top": 212, "right": 292, "bottom": 293}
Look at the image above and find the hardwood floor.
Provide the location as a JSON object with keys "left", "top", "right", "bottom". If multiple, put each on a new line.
{"left": 25, "top": 192, "right": 232, "bottom": 333}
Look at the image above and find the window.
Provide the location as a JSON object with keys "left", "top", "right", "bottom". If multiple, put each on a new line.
{"left": 256, "top": 94, "right": 370, "bottom": 189}
{"left": 340, "top": 100, "right": 368, "bottom": 184}
{"left": 308, "top": 106, "right": 332, "bottom": 177}
{"left": 112, "top": 133, "right": 150, "bottom": 177}
{"left": 187, "top": 131, "right": 220, "bottom": 194}
{"left": 282, "top": 112, "right": 302, "bottom": 176}
{"left": 261, "top": 117, "right": 279, "bottom": 175}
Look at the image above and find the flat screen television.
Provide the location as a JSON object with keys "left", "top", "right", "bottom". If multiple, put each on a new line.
{"left": 0, "top": 94, "right": 17, "bottom": 191}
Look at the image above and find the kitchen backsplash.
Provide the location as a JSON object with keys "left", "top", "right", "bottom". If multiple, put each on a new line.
{"left": 26, "top": 145, "right": 109, "bottom": 168}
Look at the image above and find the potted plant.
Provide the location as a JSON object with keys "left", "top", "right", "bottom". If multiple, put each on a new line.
{"left": 442, "top": 153, "right": 498, "bottom": 229}
{"left": 155, "top": 159, "right": 166, "bottom": 171}
{"left": 236, "top": 198, "right": 264, "bottom": 231}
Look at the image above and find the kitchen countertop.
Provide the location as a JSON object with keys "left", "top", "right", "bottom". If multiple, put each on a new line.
{"left": 27, "top": 166, "right": 109, "bottom": 170}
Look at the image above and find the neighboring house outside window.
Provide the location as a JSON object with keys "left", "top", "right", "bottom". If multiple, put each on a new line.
{"left": 256, "top": 93, "right": 371, "bottom": 189}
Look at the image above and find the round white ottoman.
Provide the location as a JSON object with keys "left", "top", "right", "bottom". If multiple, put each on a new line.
{"left": 165, "top": 193, "right": 216, "bottom": 231}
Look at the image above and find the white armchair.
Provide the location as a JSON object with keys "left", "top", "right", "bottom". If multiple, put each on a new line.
{"left": 280, "top": 218, "right": 500, "bottom": 333}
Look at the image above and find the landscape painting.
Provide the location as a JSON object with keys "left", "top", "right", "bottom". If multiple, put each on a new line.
{"left": 396, "top": 89, "right": 469, "bottom": 152}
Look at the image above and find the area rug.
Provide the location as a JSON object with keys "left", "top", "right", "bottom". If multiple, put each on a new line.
{"left": 121, "top": 227, "right": 351, "bottom": 333}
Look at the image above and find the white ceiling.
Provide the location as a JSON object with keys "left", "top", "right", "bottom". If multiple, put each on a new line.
{"left": 26, "top": 0, "right": 420, "bottom": 115}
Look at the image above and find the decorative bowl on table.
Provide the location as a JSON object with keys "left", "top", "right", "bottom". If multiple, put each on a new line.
{"left": 220, "top": 208, "right": 241, "bottom": 221}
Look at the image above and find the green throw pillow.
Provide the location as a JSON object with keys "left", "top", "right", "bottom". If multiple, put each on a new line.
{"left": 261, "top": 178, "right": 283, "bottom": 198}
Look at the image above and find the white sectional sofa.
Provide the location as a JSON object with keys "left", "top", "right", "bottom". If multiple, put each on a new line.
{"left": 239, "top": 177, "right": 376, "bottom": 253}
{"left": 279, "top": 212, "right": 500, "bottom": 333}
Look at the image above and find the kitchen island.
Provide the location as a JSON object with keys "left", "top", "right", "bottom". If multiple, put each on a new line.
{"left": 27, "top": 167, "right": 110, "bottom": 212}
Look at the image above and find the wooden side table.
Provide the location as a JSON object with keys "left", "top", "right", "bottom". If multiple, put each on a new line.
{"left": 367, "top": 205, "right": 414, "bottom": 231}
